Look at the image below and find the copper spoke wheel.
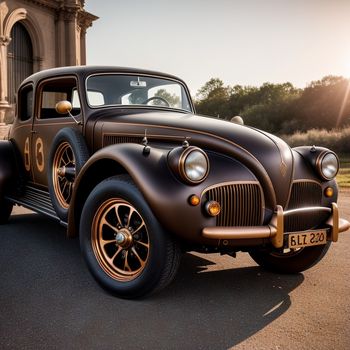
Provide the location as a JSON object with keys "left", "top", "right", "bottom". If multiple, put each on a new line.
{"left": 91, "top": 198, "right": 150, "bottom": 282}
{"left": 80, "top": 175, "right": 181, "bottom": 298}
{"left": 52, "top": 142, "right": 76, "bottom": 209}
{"left": 49, "top": 128, "right": 89, "bottom": 221}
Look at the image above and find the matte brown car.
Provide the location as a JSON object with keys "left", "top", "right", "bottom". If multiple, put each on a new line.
{"left": 0, "top": 66, "right": 349, "bottom": 298}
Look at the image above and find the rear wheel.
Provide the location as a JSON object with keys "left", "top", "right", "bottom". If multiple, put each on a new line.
{"left": 48, "top": 128, "right": 89, "bottom": 221}
{"left": 80, "top": 175, "right": 181, "bottom": 298}
{"left": 0, "top": 198, "right": 13, "bottom": 224}
{"left": 249, "top": 242, "right": 331, "bottom": 274}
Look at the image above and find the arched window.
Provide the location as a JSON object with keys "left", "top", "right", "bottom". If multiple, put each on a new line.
{"left": 7, "top": 22, "right": 33, "bottom": 104}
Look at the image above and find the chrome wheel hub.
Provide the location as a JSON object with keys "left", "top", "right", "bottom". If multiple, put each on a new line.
{"left": 115, "top": 229, "right": 133, "bottom": 248}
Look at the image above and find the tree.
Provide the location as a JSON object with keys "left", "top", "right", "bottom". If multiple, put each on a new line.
{"left": 194, "top": 75, "right": 350, "bottom": 134}
{"left": 195, "top": 78, "right": 230, "bottom": 118}
{"left": 240, "top": 82, "right": 301, "bottom": 133}
{"left": 294, "top": 76, "right": 350, "bottom": 130}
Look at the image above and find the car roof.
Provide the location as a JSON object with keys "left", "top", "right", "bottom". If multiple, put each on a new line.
{"left": 20, "top": 66, "right": 186, "bottom": 86}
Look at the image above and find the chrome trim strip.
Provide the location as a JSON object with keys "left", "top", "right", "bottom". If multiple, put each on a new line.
{"left": 284, "top": 206, "right": 331, "bottom": 216}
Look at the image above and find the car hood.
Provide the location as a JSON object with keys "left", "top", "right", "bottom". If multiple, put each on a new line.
{"left": 90, "top": 109, "right": 294, "bottom": 207}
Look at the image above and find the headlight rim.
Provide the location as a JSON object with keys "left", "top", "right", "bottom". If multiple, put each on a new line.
{"left": 316, "top": 150, "right": 339, "bottom": 181}
{"left": 179, "top": 146, "right": 209, "bottom": 184}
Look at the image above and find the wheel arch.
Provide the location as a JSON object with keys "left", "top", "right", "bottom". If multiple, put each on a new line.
{"left": 67, "top": 143, "right": 170, "bottom": 238}
{"left": 67, "top": 157, "right": 128, "bottom": 237}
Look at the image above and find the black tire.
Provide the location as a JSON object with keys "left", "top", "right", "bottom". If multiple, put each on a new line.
{"left": 48, "top": 128, "right": 89, "bottom": 221}
{"left": 0, "top": 198, "right": 13, "bottom": 224}
{"left": 249, "top": 242, "right": 331, "bottom": 274}
{"left": 80, "top": 175, "right": 181, "bottom": 298}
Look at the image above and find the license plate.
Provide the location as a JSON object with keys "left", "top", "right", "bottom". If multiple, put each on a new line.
{"left": 288, "top": 230, "right": 327, "bottom": 249}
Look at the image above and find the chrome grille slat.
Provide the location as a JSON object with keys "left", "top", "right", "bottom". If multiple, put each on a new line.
{"left": 205, "top": 183, "right": 263, "bottom": 227}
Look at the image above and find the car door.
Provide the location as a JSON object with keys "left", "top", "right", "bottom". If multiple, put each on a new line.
{"left": 31, "top": 76, "right": 83, "bottom": 188}
{"left": 9, "top": 83, "right": 35, "bottom": 181}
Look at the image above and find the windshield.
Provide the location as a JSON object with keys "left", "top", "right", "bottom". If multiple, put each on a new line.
{"left": 86, "top": 74, "right": 192, "bottom": 112}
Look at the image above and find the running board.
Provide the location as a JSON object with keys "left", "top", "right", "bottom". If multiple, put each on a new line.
{"left": 6, "top": 186, "right": 68, "bottom": 227}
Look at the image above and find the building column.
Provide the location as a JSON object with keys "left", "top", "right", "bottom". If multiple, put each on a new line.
{"left": 56, "top": 11, "right": 66, "bottom": 67}
{"left": 80, "top": 27, "right": 86, "bottom": 65}
{"left": 65, "top": 9, "right": 79, "bottom": 66}
{"left": 78, "top": 11, "right": 98, "bottom": 66}
{"left": 0, "top": 36, "right": 11, "bottom": 124}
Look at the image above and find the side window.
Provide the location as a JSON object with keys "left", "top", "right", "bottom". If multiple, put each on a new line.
{"left": 18, "top": 84, "right": 33, "bottom": 121}
{"left": 39, "top": 77, "right": 80, "bottom": 119}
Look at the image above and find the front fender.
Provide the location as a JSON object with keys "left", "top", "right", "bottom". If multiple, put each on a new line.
{"left": 67, "top": 143, "right": 258, "bottom": 244}
{"left": 68, "top": 143, "right": 213, "bottom": 241}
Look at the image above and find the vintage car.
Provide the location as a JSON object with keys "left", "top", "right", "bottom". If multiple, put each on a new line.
{"left": 0, "top": 66, "right": 349, "bottom": 298}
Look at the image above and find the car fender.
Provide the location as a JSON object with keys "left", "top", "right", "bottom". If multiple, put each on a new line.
{"left": 0, "top": 140, "right": 18, "bottom": 197}
{"left": 67, "top": 143, "right": 258, "bottom": 243}
{"left": 67, "top": 143, "right": 212, "bottom": 239}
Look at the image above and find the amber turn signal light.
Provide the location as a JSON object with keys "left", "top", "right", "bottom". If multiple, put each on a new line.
{"left": 324, "top": 187, "right": 334, "bottom": 198}
{"left": 205, "top": 201, "right": 221, "bottom": 216}
{"left": 189, "top": 195, "right": 200, "bottom": 206}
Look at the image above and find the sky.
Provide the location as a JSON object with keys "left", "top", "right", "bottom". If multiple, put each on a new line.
{"left": 85, "top": 0, "right": 350, "bottom": 95}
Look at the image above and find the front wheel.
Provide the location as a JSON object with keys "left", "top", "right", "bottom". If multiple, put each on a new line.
{"left": 80, "top": 175, "right": 181, "bottom": 298}
{"left": 249, "top": 242, "right": 331, "bottom": 274}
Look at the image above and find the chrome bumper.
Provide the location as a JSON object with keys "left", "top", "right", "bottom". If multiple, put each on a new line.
{"left": 202, "top": 203, "right": 350, "bottom": 248}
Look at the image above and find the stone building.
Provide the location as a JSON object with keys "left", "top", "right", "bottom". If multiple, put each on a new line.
{"left": 0, "top": 0, "right": 97, "bottom": 128}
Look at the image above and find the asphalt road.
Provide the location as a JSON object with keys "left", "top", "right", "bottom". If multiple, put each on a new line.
{"left": 1, "top": 190, "right": 350, "bottom": 350}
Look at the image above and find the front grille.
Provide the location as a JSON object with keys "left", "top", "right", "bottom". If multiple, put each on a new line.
{"left": 287, "top": 181, "right": 322, "bottom": 210}
{"left": 205, "top": 183, "right": 263, "bottom": 226}
{"left": 285, "top": 181, "right": 326, "bottom": 232}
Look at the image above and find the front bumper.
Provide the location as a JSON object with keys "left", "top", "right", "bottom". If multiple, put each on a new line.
{"left": 202, "top": 203, "right": 350, "bottom": 248}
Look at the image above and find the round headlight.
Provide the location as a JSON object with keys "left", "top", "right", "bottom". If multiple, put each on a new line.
{"left": 180, "top": 147, "right": 209, "bottom": 183}
{"left": 318, "top": 152, "right": 339, "bottom": 180}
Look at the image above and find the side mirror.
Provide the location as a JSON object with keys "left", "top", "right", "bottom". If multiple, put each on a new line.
{"left": 55, "top": 100, "right": 72, "bottom": 115}
{"left": 55, "top": 100, "right": 81, "bottom": 125}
